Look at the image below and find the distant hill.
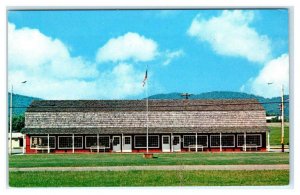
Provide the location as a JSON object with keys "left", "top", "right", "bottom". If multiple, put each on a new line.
{"left": 8, "top": 93, "right": 42, "bottom": 116}
{"left": 148, "top": 91, "right": 289, "bottom": 120}
{"left": 8, "top": 91, "right": 289, "bottom": 120}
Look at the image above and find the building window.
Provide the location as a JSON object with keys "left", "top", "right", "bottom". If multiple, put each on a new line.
{"left": 74, "top": 137, "right": 83, "bottom": 148}
{"left": 30, "top": 136, "right": 56, "bottom": 149}
{"left": 113, "top": 137, "right": 120, "bottom": 145}
{"left": 58, "top": 136, "right": 72, "bottom": 148}
{"left": 19, "top": 138, "right": 23, "bottom": 147}
{"left": 237, "top": 134, "right": 262, "bottom": 147}
{"left": 163, "top": 136, "right": 169, "bottom": 144}
{"left": 85, "top": 136, "right": 97, "bottom": 148}
{"left": 173, "top": 136, "right": 180, "bottom": 145}
{"left": 124, "top": 137, "right": 131, "bottom": 145}
{"left": 183, "top": 135, "right": 208, "bottom": 148}
{"left": 134, "top": 135, "right": 159, "bottom": 148}
{"left": 197, "top": 135, "right": 208, "bottom": 147}
{"left": 210, "top": 134, "right": 235, "bottom": 147}
{"left": 183, "top": 135, "right": 195, "bottom": 147}
{"left": 210, "top": 135, "right": 220, "bottom": 147}
{"left": 99, "top": 136, "right": 110, "bottom": 148}
{"left": 149, "top": 136, "right": 159, "bottom": 147}
{"left": 58, "top": 136, "right": 83, "bottom": 149}
{"left": 222, "top": 135, "right": 235, "bottom": 147}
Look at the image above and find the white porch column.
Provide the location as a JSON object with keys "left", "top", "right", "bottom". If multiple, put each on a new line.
{"left": 171, "top": 133, "right": 173, "bottom": 152}
{"left": 195, "top": 132, "right": 198, "bottom": 152}
{"left": 244, "top": 132, "right": 247, "bottom": 152}
{"left": 121, "top": 133, "right": 123, "bottom": 153}
{"left": 22, "top": 134, "right": 25, "bottom": 154}
{"left": 72, "top": 134, "right": 75, "bottom": 154}
{"left": 97, "top": 133, "right": 99, "bottom": 153}
{"left": 220, "top": 132, "right": 222, "bottom": 152}
{"left": 267, "top": 131, "right": 270, "bottom": 152}
{"left": 47, "top": 134, "right": 50, "bottom": 154}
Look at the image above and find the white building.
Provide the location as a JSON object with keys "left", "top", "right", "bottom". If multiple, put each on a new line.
{"left": 8, "top": 132, "right": 25, "bottom": 154}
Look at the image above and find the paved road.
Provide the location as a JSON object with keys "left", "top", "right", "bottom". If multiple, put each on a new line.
{"left": 9, "top": 164, "right": 289, "bottom": 172}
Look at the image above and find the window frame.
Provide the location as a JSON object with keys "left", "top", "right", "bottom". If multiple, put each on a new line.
{"left": 210, "top": 134, "right": 235, "bottom": 148}
{"left": 99, "top": 136, "right": 111, "bottom": 148}
{"left": 85, "top": 136, "right": 97, "bottom": 149}
{"left": 30, "top": 136, "right": 56, "bottom": 149}
{"left": 85, "top": 135, "right": 110, "bottom": 149}
{"left": 58, "top": 136, "right": 83, "bottom": 149}
{"left": 183, "top": 135, "right": 208, "bottom": 148}
{"left": 237, "top": 134, "right": 262, "bottom": 147}
{"left": 134, "top": 135, "right": 159, "bottom": 148}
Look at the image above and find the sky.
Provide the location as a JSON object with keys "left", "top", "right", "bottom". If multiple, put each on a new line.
{"left": 7, "top": 9, "right": 289, "bottom": 100}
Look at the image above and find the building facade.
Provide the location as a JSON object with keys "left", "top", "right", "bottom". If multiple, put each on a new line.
{"left": 23, "top": 99, "right": 269, "bottom": 154}
{"left": 8, "top": 132, "right": 25, "bottom": 154}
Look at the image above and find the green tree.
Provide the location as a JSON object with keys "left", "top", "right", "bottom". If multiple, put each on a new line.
{"left": 9, "top": 115, "right": 25, "bottom": 132}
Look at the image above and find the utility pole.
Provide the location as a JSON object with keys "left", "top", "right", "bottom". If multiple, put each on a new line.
{"left": 181, "top": 93, "right": 192, "bottom": 99}
{"left": 9, "top": 85, "right": 13, "bottom": 155}
{"left": 10, "top": 81, "right": 27, "bottom": 155}
{"left": 281, "top": 85, "right": 285, "bottom": 152}
{"left": 267, "top": 82, "right": 285, "bottom": 153}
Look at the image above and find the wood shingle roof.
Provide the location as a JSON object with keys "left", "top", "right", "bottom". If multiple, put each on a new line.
{"left": 27, "top": 99, "right": 265, "bottom": 112}
{"left": 24, "top": 99, "right": 267, "bottom": 134}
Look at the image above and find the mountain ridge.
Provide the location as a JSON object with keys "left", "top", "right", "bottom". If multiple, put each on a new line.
{"left": 8, "top": 91, "right": 289, "bottom": 119}
{"left": 148, "top": 91, "right": 289, "bottom": 119}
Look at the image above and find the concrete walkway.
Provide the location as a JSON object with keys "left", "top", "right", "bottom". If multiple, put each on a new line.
{"left": 9, "top": 164, "right": 289, "bottom": 172}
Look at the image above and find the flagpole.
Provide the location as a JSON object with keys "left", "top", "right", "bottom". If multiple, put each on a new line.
{"left": 146, "top": 67, "right": 149, "bottom": 154}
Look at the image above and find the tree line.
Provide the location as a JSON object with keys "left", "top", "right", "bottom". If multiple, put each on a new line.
{"left": 9, "top": 115, "right": 25, "bottom": 132}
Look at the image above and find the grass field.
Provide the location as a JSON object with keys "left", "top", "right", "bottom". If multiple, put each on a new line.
{"left": 9, "top": 126, "right": 290, "bottom": 187}
{"left": 9, "top": 170, "right": 289, "bottom": 187}
{"left": 269, "top": 126, "right": 290, "bottom": 146}
{"left": 9, "top": 152, "right": 289, "bottom": 168}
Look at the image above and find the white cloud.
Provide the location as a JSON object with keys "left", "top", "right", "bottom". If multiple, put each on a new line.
{"left": 8, "top": 23, "right": 146, "bottom": 100}
{"left": 8, "top": 23, "right": 98, "bottom": 79}
{"left": 96, "top": 32, "right": 158, "bottom": 63}
{"left": 98, "top": 63, "right": 145, "bottom": 99}
{"left": 242, "top": 54, "right": 289, "bottom": 98}
{"left": 162, "top": 49, "right": 184, "bottom": 66}
{"left": 187, "top": 10, "right": 271, "bottom": 63}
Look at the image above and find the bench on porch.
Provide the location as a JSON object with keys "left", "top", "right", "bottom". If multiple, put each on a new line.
{"left": 188, "top": 144, "right": 204, "bottom": 152}
{"left": 90, "top": 145, "right": 107, "bottom": 153}
{"left": 35, "top": 146, "right": 51, "bottom": 153}
{"left": 243, "top": 144, "right": 258, "bottom": 151}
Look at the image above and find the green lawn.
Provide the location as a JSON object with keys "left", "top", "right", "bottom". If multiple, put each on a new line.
{"left": 9, "top": 152, "right": 289, "bottom": 168}
{"left": 269, "top": 126, "right": 290, "bottom": 146}
{"left": 9, "top": 170, "right": 289, "bottom": 187}
{"left": 9, "top": 126, "right": 290, "bottom": 187}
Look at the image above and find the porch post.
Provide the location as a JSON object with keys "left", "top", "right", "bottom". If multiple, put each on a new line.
{"left": 22, "top": 134, "right": 25, "bottom": 154}
{"left": 195, "top": 132, "right": 198, "bottom": 152}
{"left": 72, "top": 134, "right": 75, "bottom": 154}
{"left": 267, "top": 131, "right": 270, "bottom": 152}
{"left": 97, "top": 133, "right": 99, "bottom": 153}
{"left": 171, "top": 133, "right": 173, "bottom": 152}
{"left": 220, "top": 132, "right": 222, "bottom": 152}
{"left": 47, "top": 134, "right": 50, "bottom": 154}
{"left": 121, "top": 133, "right": 123, "bottom": 152}
{"left": 244, "top": 132, "right": 247, "bottom": 152}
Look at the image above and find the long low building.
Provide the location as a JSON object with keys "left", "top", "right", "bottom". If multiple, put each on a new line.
{"left": 22, "top": 99, "right": 269, "bottom": 153}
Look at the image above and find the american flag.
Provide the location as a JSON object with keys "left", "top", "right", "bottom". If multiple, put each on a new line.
{"left": 142, "top": 69, "right": 148, "bottom": 87}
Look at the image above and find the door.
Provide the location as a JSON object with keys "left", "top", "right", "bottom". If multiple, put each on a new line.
{"left": 162, "top": 135, "right": 170, "bottom": 152}
{"left": 112, "top": 136, "right": 121, "bottom": 152}
{"left": 172, "top": 135, "right": 181, "bottom": 152}
{"left": 122, "top": 136, "right": 132, "bottom": 152}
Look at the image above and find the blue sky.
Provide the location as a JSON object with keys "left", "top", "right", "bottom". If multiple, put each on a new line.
{"left": 8, "top": 9, "right": 289, "bottom": 100}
